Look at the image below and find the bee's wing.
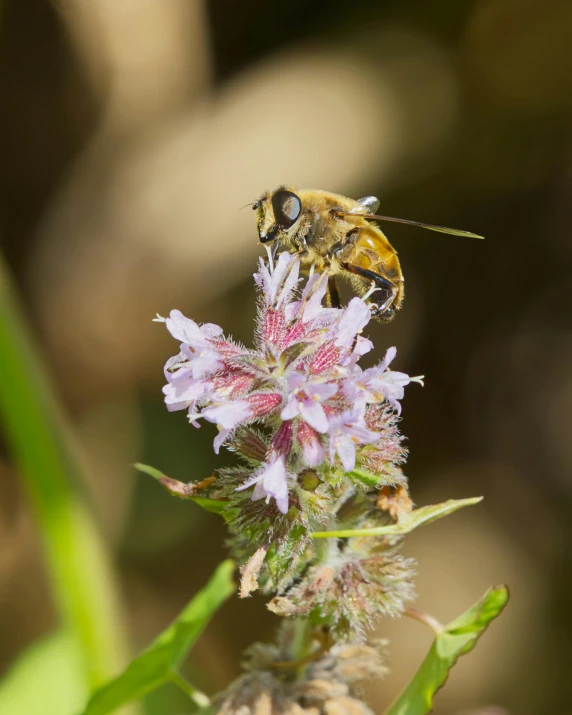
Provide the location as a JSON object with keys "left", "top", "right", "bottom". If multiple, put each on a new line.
{"left": 351, "top": 196, "right": 381, "bottom": 214}
{"left": 338, "top": 211, "right": 484, "bottom": 239}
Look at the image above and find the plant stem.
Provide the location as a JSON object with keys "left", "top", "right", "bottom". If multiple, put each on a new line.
{"left": 0, "top": 254, "right": 129, "bottom": 689}
{"left": 404, "top": 607, "right": 444, "bottom": 635}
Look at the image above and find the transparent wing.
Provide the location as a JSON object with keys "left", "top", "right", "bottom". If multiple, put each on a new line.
{"left": 338, "top": 210, "right": 484, "bottom": 239}
{"left": 350, "top": 196, "right": 381, "bottom": 214}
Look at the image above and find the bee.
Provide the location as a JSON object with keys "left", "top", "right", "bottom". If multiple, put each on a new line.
{"left": 252, "top": 186, "right": 483, "bottom": 321}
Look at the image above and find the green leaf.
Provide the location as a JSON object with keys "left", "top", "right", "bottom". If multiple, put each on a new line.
{"left": 347, "top": 467, "right": 384, "bottom": 489}
{"left": 0, "top": 253, "right": 127, "bottom": 688}
{"left": 0, "top": 631, "right": 86, "bottom": 715}
{"left": 81, "top": 560, "right": 236, "bottom": 715}
{"left": 133, "top": 462, "right": 169, "bottom": 482}
{"left": 312, "top": 497, "right": 483, "bottom": 538}
{"left": 347, "top": 466, "right": 407, "bottom": 489}
{"left": 134, "top": 463, "right": 238, "bottom": 521}
{"left": 385, "top": 586, "right": 509, "bottom": 715}
{"left": 191, "top": 497, "right": 237, "bottom": 519}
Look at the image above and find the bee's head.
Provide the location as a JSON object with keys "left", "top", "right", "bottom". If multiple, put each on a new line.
{"left": 253, "top": 187, "right": 302, "bottom": 244}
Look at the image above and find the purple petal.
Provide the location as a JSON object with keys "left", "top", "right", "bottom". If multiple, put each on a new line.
{"left": 213, "top": 427, "right": 232, "bottom": 454}
{"left": 276, "top": 258, "right": 300, "bottom": 307}
{"left": 306, "top": 382, "right": 338, "bottom": 401}
{"left": 164, "top": 352, "right": 191, "bottom": 381}
{"left": 379, "top": 346, "right": 397, "bottom": 372}
{"left": 254, "top": 257, "right": 272, "bottom": 296}
{"left": 333, "top": 298, "right": 371, "bottom": 348}
{"left": 348, "top": 423, "right": 380, "bottom": 444}
{"left": 300, "top": 400, "right": 329, "bottom": 433}
{"left": 166, "top": 310, "right": 204, "bottom": 346}
{"left": 163, "top": 378, "right": 208, "bottom": 410}
{"left": 202, "top": 400, "right": 252, "bottom": 429}
{"left": 262, "top": 458, "right": 290, "bottom": 514}
{"left": 280, "top": 396, "right": 301, "bottom": 421}
{"left": 262, "top": 457, "right": 287, "bottom": 496}
{"left": 189, "top": 352, "right": 223, "bottom": 379}
{"left": 352, "top": 336, "right": 374, "bottom": 358}
{"left": 236, "top": 470, "right": 264, "bottom": 492}
{"left": 274, "top": 487, "right": 290, "bottom": 515}
{"left": 258, "top": 252, "right": 298, "bottom": 306}
{"left": 251, "top": 480, "right": 268, "bottom": 501}
{"left": 301, "top": 273, "right": 329, "bottom": 322}
{"left": 336, "top": 435, "right": 357, "bottom": 472}
{"left": 272, "top": 253, "right": 295, "bottom": 294}
{"left": 201, "top": 323, "right": 224, "bottom": 339}
{"left": 301, "top": 434, "right": 324, "bottom": 467}
{"left": 236, "top": 458, "right": 290, "bottom": 514}
{"left": 286, "top": 372, "right": 306, "bottom": 390}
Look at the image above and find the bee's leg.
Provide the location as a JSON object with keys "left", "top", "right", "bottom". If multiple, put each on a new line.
{"left": 326, "top": 275, "right": 341, "bottom": 308}
{"left": 341, "top": 262, "right": 397, "bottom": 320}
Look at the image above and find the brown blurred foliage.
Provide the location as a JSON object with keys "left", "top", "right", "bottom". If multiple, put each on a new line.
{"left": 1, "top": 0, "right": 572, "bottom": 713}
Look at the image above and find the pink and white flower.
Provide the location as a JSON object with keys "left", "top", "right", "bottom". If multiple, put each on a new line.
{"left": 343, "top": 347, "right": 424, "bottom": 415}
{"left": 236, "top": 456, "right": 291, "bottom": 515}
{"left": 280, "top": 373, "right": 338, "bottom": 433}
{"left": 327, "top": 410, "right": 381, "bottom": 472}
{"left": 160, "top": 253, "right": 422, "bottom": 512}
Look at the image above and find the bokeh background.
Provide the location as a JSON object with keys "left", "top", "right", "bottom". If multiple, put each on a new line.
{"left": 1, "top": 0, "right": 572, "bottom": 713}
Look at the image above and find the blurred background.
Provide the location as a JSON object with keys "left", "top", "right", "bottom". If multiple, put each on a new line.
{"left": 1, "top": 0, "right": 571, "bottom": 713}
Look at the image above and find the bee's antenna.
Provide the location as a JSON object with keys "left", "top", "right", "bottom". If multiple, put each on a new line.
{"left": 239, "top": 202, "right": 255, "bottom": 211}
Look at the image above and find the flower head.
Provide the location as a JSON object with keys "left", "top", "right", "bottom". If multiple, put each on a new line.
{"left": 160, "top": 252, "right": 422, "bottom": 615}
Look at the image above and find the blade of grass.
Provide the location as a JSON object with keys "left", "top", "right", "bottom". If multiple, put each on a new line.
{"left": 81, "top": 560, "right": 236, "bottom": 715}
{"left": 0, "top": 254, "right": 128, "bottom": 689}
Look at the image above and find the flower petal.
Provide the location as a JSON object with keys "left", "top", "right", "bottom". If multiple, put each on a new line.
{"left": 300, "top": 400, "right": 329, "bottom": 433}
{"left": 213, "top": 427, "right": 232, "bottom": 454}
{"left": 332, "top": 297, "right": 371, "bottom": 348}
{"left": 336, "top": 434, "right": 357, "bottom": 472}
{"left": 202, "top": 400, "right": 252, "bottom": 429}
{"left": 280, "top": 396, "right": 301, "bottom": 421}
{"left": 166, "top": 310, "right": 200, "bottom": 342}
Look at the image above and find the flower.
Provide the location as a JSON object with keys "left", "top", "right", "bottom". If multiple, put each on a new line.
{"left": 254, "top": 251, "right": 299, "bottom": 308}
{"left": 327, "top": 410, "right": 380, "bottom": 472}
{"left": 280, "top": 373, "right": 338, "bottom": 432}
{"left": 328, "top": 297, "right": 372, "bottom": 349}
{"left": 160, "top": 253, "right": 421, "bottom": 497}
{"left": 158, "top": 251, "right": 424, "bottom": 635}
{"left": 165, "top": 310, "right": 223, "bottom": 379}
{"left": 236, "top": 456, "right": 290, "bottom": 514}
{"left": 296, "top": 421, "right": 324, "bottom": 467}
{"left": 343, "top": 346, "right": 424, "bottom": 415}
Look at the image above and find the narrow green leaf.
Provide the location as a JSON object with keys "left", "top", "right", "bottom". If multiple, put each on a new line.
{"left": 385, "top": 586, "right": 509, "bottom": 715}
{"left": 133, "top": 462, "right": 168, "bottom": 482}
{"left": 81, "top": 560, "right": 235, "bottom": 715}
{"left": 0, "top": 254, "right": 127, "bottom": 688}
{"left": 134, "top": 463, "right": 238, "bottom": 521}
{"left": 0, "top": 631, "right": 85, "bottom": 715}
{"left": 312, "top": 497, "right": 483, "bottom": 538}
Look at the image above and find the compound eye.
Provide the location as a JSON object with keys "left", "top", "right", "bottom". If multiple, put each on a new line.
{"left": 271, "top": 190, "right": 301, "bottom": 229}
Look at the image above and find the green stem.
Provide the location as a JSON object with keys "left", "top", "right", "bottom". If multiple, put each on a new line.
{"left": 0, "top": 254, "right": 128, "bottom": 689}
{"left": 170, "top": 671, "right": 210, "bottom": 709}
{"left": 405, "top": 607, "right": 444, "bottom": 635}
